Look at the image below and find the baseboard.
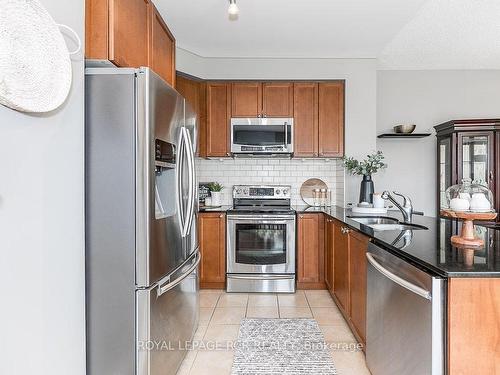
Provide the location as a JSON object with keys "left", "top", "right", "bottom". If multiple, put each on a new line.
{"left": 297, "top": 282, "right": 327, "bottom": 290}
{"left": 200, "top": 282, "right": 225, "bottom": 289}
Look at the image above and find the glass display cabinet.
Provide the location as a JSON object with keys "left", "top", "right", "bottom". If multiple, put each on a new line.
{"left": 435, "top": 119, "right": 500, "bottom": 223}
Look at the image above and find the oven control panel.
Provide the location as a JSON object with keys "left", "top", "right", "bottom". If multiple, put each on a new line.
{"left": 233, "top": 185, "right": 291, "bottom": 199}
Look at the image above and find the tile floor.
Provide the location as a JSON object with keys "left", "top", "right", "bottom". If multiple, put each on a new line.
{"left": 177, "top": 289, "right": 371, "bottom": 375}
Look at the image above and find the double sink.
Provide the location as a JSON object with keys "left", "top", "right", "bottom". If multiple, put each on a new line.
{"left": 347, "top": 216, "right": 428, "bottom": 231}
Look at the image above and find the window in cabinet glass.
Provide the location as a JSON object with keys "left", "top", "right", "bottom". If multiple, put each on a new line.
{"left": 439, "top": 137, "right": 452, "bottom": 207}
{"left": 459, "top": 133, "right": 492, "bottom": 187}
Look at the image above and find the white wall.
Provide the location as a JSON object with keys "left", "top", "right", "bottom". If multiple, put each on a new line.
{"left": 0, "top": 1, "right": 86, "bottom": 374}
{"left": 377, "top": 70, "right": 500, "bottom": 216}
{"left": 178, "top": 49, "right": 378, "bottom": 205}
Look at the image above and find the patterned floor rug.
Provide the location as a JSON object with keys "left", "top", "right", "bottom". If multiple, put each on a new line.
{"left": 231, "top": 318, "right": 337, "bottom": 375}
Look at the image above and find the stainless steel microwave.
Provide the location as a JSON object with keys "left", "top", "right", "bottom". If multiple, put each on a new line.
{"left": 230, "top": 118, "right": 294, "bottom": 156}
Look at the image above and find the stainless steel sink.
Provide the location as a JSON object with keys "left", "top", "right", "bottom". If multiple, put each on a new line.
{"left": 348, "top": 216, "right": 400, "bottom": 225}
{"left": 368, "top": 223, "right": 428, "bottom": 231}
{"left": 348, "top": 216, "right": 428, "bottom": 231}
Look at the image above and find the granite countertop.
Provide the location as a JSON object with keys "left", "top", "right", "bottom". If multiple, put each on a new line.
{"left": 293, "top": 205, "right": 500, "bottom": 278}
{"left": 199, "top": 205, "right": 232, "bottom": 213}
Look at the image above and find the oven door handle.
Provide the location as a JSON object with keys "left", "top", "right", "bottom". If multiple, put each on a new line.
{"left": 228, "top": 274, "right": 294, "bottom": 281}
{"left": 230, "top": 220, "right": 290, "bottom": 225}
{"left": 227, "top": 215, "right": 295, "bottom": 221}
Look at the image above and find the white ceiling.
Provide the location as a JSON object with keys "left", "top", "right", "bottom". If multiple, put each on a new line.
{"left": 378, "top": 0, "right": 500, "bottom": 69}
{"left": 156, "top": 0, "right": 427, "bottom": 58}
{"left": 157, "top": 0, "right": 500, "bottom": 68}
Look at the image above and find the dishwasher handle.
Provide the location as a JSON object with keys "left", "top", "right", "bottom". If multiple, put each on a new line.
{"left": 366, "top": 252, "right": 432, "bottom": 300}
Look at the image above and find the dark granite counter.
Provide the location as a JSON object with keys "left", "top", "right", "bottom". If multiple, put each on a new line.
{"left": 199, "top": 205, "right": 232, "bottom": 213}
{"left": 293, "top": 205, "right": 500, "bottom": 278}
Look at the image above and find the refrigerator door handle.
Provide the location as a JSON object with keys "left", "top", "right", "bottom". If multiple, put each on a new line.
{"left": 157, "top": 250, "right": 201, "bottom": 297}
{"left": 183, "top": 128, "right": 196, "bottom": 237}
{"left": 176, "top": 129, "right": 187, "bottom": 233}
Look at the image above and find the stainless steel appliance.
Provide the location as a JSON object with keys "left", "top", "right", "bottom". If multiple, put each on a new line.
{"left": 227, "top": 185, "right": 296, "bottom": 292}
{"left": 85, "top": 67, "right": 199, "bottom": 375}
{"left": 366, "top": 242, "right": 445, "bottom": 375}
{"left": 230, "top": 118, "right": 294, "bottom": 156}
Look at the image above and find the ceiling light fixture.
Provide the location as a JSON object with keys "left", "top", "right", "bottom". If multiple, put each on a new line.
{"left": 228, "top": 0, "right": 239, "bottom": 16}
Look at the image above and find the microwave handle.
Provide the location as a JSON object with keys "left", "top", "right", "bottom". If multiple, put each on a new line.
{"left": 284, "top": 121, "right": 288, "bottom": 151}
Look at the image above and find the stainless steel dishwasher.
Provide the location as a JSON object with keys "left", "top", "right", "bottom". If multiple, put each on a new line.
{"left": 366, "top": 242, "right": 445, "bottom": 375}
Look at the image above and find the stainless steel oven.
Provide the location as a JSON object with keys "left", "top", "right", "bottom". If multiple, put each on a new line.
{"left": 230, "top": 118, "right": 293, "bottom": 156}
{"left": 226, "top": 185, "right": 296, "bottom": 293}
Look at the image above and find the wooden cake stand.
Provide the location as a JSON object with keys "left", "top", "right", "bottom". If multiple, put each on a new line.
{"left": 441, "top": 209, "right": 497, "bottom": 247}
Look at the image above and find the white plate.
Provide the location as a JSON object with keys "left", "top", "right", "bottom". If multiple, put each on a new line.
{"left": 351, "top": 206, "right": 388, "bottom": 214}
{"left": 0, "top": 0, "right": 72, "bottom": 112}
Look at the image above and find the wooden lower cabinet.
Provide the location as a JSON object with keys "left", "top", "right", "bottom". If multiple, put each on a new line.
{"left": 328, "top": 218, "right": 369, "bottom": 346}
{"left": 297, "top": 213, "right": 325, "bottom": 289}
{"left": 348, "top": 230, "right": 369, "bottom": 344}
{"left": 198, "top": 212, "right": 226, "bottom": 288}
{"left": 333, "top": 221, "right": 350, "bottom": 312}
{"left": 324, "top": 217, "right": 335, "bottom": 292}
{"left": 447, "top": 278, "right": 500, "bottom": 374}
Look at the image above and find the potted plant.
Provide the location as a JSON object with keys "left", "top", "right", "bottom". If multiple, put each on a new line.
{"left": 342, "top": 151, "right": 387, "bottom": 204}
{"left": 207, "top": 182, "right": 224, "bottom": 206}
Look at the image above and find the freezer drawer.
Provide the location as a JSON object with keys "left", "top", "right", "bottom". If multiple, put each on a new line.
{"left": 366, "top": 243, "right": 445, "bottom": 375}
{"left": 137, "top": 251, "right": 200, "bottom": 375}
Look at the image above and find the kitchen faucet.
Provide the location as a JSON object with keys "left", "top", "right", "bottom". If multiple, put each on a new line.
{"left": 381, "top": 191, "right": 423, "bottom": 223}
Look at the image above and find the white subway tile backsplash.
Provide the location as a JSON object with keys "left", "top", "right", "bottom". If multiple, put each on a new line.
{"left": 196, "top": 157, "right": 345, "bottom": 206}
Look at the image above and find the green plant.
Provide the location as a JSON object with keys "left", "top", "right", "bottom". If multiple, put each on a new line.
{"left": 207, "top": 182, "right": 224, "bottom": 192}
{"left": 342, "top": 151, "right": 387, "bottom": 176}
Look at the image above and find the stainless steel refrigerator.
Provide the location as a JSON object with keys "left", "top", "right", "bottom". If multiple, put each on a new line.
{"left": 85, "top": 67, "right": 199, "bottom": 375}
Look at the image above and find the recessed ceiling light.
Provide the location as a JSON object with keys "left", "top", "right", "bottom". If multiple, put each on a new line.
{"left": 228, "top": 0, "right": 239, "bottom": 16}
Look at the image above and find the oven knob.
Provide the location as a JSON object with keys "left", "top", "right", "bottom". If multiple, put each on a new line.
{"left": 276, "top": 189, "right": 281, "bottom": 195}
{"left": 243, "top": 188, "right": 249, "bottom": 195}
{"left": 283, "top": 189, "right": 289, "bottom": 195}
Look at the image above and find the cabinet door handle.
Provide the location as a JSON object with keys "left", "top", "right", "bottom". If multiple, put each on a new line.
{"left": 219, "top": 214, "right": 224, "bottom": 218}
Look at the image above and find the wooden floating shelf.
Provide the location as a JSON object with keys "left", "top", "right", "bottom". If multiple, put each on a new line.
{"left": 378, "top": 133, "right": 432, "bottom": 138}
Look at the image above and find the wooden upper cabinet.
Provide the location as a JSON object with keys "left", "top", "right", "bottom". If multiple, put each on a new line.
{"left": 349, "top": 230, "right": 369, "bottom": 345}
{"left": 325, "top": 217, "right": 335, "bottom": 293}
{"left": 297, "top": 214, "right": 325, "bottom": 288}
{"left": 176, "top": 74, "right": 206, "bottom": 156}
{"left": 318, "top": 82, "right": 344, "bottom": 157}
{"left": 231, "top": 82, "right": 294, "bottom": 118}
{"left": 86, "top": 0, "right": 176, "bottom": 85}
{"left": 262, "top": 82, "right": 293, "bottom": 117}
{"left": 207, "top": 82, "right": 231, "bottom": 157}
{"left": 148, "top": 3, "right": 175, "bottom": 86}
{"left": 294, "top": 83, "right": 318, "bottom": 157}
{"left": 109, "top": 0, "right": 150, "bottom": 67}
{"left": 333, "top": 220, "right": 349, "bottom": 313}
{"left": 231, "top": 82, "right": 262, "bottom": 117}
{"left": 198, "top": 212, "right": 226, "bottom": 288}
